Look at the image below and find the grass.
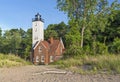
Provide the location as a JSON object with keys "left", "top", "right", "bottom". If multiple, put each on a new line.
{"left": 52, "top": 54, "right": 120, "bottom": 74}
{"left": 0, "top": 53, "right": 31, "bottom": 68}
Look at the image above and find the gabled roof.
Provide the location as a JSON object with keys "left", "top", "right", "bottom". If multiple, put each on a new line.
{"left": 49, "top": 40, "right": 60, "bottom": 55}
{"left": 33, "top": 38, "right": 65, "bottom": 55}
{"left": 41, "top": 41, "right": 49, "bottom": 49}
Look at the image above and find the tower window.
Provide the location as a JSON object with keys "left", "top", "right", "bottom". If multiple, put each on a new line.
{"left": 35, "top": 23, "right": 37, "bottom": 26}
{"left": 34, "top": 36, "right": 38, "bottom": 40}
{"left": 35, "top": 28, "right": 37, "bottom": 32}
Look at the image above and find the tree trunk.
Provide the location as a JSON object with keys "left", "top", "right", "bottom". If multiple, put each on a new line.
{"left": 81, "top": 26, "right": 85, "bottom": 48}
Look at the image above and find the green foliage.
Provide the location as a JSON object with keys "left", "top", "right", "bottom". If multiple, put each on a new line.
{"left": 0, "top": 53, "right": 31, "bottom": 68}
{"left": 92, "top": 42, "right": 108, "bottom": 55}
{"left": 57, "top": 0, "right": 120, "bottom": 52}
{"left": 0, "top": 1, "right": 120, "bottom": 65}
{"left": 1, "top": 29, "right": 22, "bottom": 54}
{"left": 57, "top": 0, "right": 118, "bottom": 48}
{"left": 44, "top": 22, "right": 68, "bottom": 40}
{"left": 86, "top": 55, "right": 120, "bottom": 74}
{"left": 110, "top": 38, "right": 120, "bottom": 54}
{"left": 44, "top": 30, "right": 58, "bottom": 40}
{"left": 0, "top": 28, "right": 32, "bottom": 59}
{"left": 23, "top": 28, "right": 32, "bottom": 59}
{"left": 53, "top": 54, "right": 120, "bottom": 74}
{"left": 104, "top": 10, "right": 120, "bottom": 43}
{"left": 64, "top": 45, "right": 83, "bottom": 57}
{"left": 0, "top": 28, "right": 2, "bottom": 36}
{"left": 65, "top": 26, "right": 81, "bottom": 48}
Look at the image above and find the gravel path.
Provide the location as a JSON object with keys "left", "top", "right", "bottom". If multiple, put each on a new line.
{"left": 0, "top": 65, "right": 120, "bottom": 82}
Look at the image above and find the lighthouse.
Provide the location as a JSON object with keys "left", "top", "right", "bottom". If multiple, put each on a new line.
{"left": 32, "top": 13, "right": 44, "bottom": 47}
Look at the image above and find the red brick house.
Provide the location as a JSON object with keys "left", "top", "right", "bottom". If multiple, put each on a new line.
{"left": 32, "top": 37, "right": 65, "bottom": 65}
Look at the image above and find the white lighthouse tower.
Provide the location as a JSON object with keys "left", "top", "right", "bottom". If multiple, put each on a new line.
{"left": 32, "top": 13, "right": 44, "bottom": 47}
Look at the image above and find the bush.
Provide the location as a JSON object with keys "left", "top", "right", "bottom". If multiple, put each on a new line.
{"left": 92, "top": 41, "right": 108, "bottom": 55}
{"left": 64, "top": 45, "right": 83, "bottom": 57}
{"left": 109, "top": 38, "right": 120, "bottom": 54}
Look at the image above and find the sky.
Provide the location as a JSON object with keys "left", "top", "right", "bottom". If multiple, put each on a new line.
{"left": 0, "top": 0, "right": 68, "bottom": 31}
{"left": 0, "top": 0, "right": 119, "bottom": 31}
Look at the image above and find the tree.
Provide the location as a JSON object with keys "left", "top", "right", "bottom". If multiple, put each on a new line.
{"left": 2, "top": 29, "right": 22, "bottom": 54}
{"left": 57, "top": 0, "right": 120, "bottom": 48}
{"left": 44, "top": 22, "right": 68, "bottom": 40}
{"left": 54, "top": 22, "right": 68, "bottom": 37}
{"left": 64, "top": 19, "right": 82, "bottom": 56}
{"left": 0, "top": 28, "right": 2, "bottom": 37}
{"left": 110, "top": 38, "right": 120, "bottom": 54}
{"left": 23, "top": 28, "right": 32, "bottom": 59}
{"left": 104, "top": 10, "right": 120, "bottom": 44}
{"left": 44, "top": 29, "right": 58, "bottom": 40}
{"left": 17, "top": 28, "right": 26, "bottom": 57}
{"left": 0, "top": 28, "right": 2, "bottom": 52}
{"left": 65, "top": 19, "right": 81, "bottom": 48}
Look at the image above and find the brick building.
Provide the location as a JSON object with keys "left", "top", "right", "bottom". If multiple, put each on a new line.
{"left": 31, "top": 13, "right": 65, "bottom": 64}
{"left": 32, "top": 37, "right": 65, "bottom": 64}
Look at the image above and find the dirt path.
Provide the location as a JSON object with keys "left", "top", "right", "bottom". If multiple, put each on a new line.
{"left": 0, "top": 65, "right": 120, "bottom": 82}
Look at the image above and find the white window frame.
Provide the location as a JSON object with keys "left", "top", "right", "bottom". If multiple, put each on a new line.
{"left": 50, "top": 56, "right": 54, "bottom": 62}
{"left": 36, "top": 56, "right": 39, "bottom": 62}
{"left": 41, "top": 55, "right": 44, "bottom": 62}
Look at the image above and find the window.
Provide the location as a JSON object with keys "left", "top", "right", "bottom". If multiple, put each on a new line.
{"left": 36, "top": 56, "right": 39, "bottom": 62}
{"left": 50, "top": 56, "right": 54, "bottom": 62}
{"left": 39, "top": 46, "right": 42, "bottom": 52}
{"left": 41, "top": 56, "right": 44, "bottom": 62}
{"left": 35, "top": 23, "right": 37, "bottom": 26}
{"left": 34, "top": 36, "right": 38, "bottom": 40}
{"left": 35, "top": 28, "right": 37, "bottom": 32}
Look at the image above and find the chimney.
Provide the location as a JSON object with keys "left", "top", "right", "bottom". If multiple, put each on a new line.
{"left": 49, "top": 37, "right": 54, "bottom": 44}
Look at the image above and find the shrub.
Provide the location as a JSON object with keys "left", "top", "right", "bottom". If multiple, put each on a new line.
{"left": 93, "top": 42, "right": 108, "bottom": 55}
{"left": 110, "top": 38, "right": 120, "bottom": 54}
{"left": 64, "top": 45, "right": 83, "bottom": 57}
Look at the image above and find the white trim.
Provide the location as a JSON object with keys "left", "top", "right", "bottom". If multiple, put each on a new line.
{"left": 36, "top": 56, "right": 39, "bottom": 62}
{"left": 41, "top": 42, "right": 47, "bottom": 49}
{"left": 50, "top": 56, "right": 54, "bottom": 62}
{"left": 41, "top": 55, "right": 45, "bottom": 62}
{"left": 33, "top": 40, "right": 41, "bottom": 50}
{"left": 60, "top": 38, "right": 65, "bottom": 49}
{"left": 33, "top": 40, "right": 48, "bottom": 50}
{"left": 55, "top": 38, "right": 65, "bottom": 53}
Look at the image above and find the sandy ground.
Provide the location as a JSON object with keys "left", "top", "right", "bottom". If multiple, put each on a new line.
{"left": 0, "top": 65, "right": 120, "bottom": 82}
